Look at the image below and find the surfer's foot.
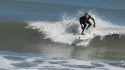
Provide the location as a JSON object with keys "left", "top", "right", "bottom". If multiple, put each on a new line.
{"left": 86, "top": 27, "right": 89, "bottom": 30}
{"left": 81, "top": 33, "right": 85, "bottom": 35}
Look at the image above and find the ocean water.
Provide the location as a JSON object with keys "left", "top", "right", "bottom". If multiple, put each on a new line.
{"left": 0, "top": 0, "right": 125, "bottom": 70}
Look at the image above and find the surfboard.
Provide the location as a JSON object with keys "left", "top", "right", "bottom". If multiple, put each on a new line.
{"left": 78, "top": 34, "right": 86, "bottom": 40}
{"left": 71, "top": 35, "right": 89, "bottom": 46}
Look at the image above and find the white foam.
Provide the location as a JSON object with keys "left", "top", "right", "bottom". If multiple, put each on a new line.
{"left": 0, "top": 54, "right": 125, "bottom": 70}
{"left": 104, "top": 63, "right": 125, "bottom": 70}
{"left": 27, "top": 12, "right": 125, "bottom": 46}
{"left": 0, "top": 56, "right": 17, "bottom": 69}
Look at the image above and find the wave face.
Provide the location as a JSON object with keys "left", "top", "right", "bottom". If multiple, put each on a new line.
{"left": 0, "top": 22, "right": 44, "bottom": 52}
{"left": 27, "top": 12, "right": 125, "bottom": 46}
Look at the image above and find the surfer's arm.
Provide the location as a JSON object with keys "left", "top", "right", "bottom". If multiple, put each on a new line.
{"left": 91, "top": 18, "right": 95, "bottom": 27}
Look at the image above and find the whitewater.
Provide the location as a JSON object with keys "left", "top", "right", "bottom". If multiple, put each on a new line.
{"left": 0, "top": 51, "right": 125, "bottom": 70}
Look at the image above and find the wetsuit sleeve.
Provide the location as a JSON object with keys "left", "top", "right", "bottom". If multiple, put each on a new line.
{"left": 91, "top": 17, "right": 95, "bottom": 27}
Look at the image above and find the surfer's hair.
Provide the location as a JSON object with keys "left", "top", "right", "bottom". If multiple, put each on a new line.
{"left": 85, "top": 13, "right": 88, "bottom": 16}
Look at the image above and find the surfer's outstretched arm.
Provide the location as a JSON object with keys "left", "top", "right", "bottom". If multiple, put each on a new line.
{"left": 91, "top": 18, "right": 95, "bottom": 27}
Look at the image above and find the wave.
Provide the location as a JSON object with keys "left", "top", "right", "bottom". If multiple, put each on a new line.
{"left": 0, "top": 18, "right": 125, "bottom": 53}
{"left": 0, "top": 12, "right": 124, "bottom": 48}
{"left": 27, "top": 12, "right": 125, "bottom": 46}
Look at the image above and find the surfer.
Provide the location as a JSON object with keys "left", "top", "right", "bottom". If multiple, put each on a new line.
{"left": 79, "top": 13, "right": 96, "bottom": 35}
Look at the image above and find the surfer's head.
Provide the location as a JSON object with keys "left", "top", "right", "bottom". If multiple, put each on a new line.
{"left": 85, "top": 13, "right": 88, "bottom": 16}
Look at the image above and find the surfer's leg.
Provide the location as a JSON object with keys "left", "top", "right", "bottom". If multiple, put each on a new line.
{"left": 86, "top": 21, "right": 92, "bottom": 30}
{"left": 81, "top": 23, "right": 86, "bottom": 35}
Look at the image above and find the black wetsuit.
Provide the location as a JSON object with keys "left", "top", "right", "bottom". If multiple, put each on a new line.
{"left": 79, "top": 16, "right": 92, "bottom": 34}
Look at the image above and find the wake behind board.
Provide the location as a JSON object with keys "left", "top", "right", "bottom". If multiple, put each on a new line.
{"left": 71, "top": 34, "right": 89, "bottom": 46}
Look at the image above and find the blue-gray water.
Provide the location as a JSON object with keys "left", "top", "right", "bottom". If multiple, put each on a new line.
{"left": 0, "top": 0, "right": 125, "bottom": 24}
{"left": 0, "top": 0, "right": 125, "bottom": 70}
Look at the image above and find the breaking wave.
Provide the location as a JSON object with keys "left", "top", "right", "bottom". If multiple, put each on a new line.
{"left": 27, "top": 12, "right": 125, "bottom": 46}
